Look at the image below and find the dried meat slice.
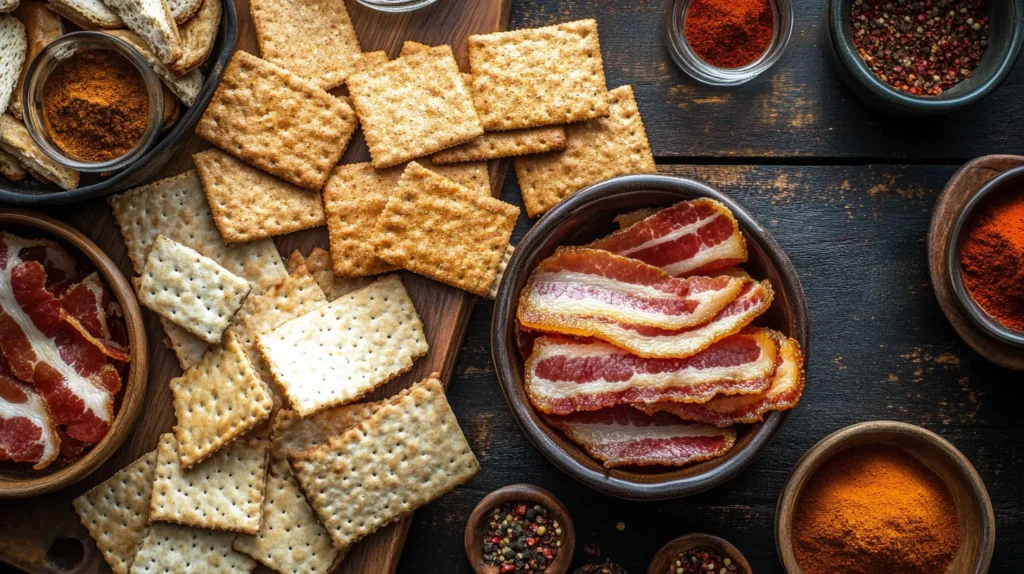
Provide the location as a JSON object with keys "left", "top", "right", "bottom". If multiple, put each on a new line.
{"left": 637, "top": 332, "right": 805, "bottom": 426}
{"left": 0, "top": 354, "right": 59, "bottom": 469}
{"left": 546, "top": 406, "right": 736, "bottom": 468}
{"left": 590, "top": 199, "right": 747, "bottom": 276}
{"left": 525, "top": 329, "right": 778, "bottom": 415}
{"left": 17, "top": 237, "right": 79, "bottom": 290}
{"left": 517, "top": 247, "right": 743, "bottom": 333}
{"left": 61, "top": 273, "right": 131, "bottom": 362}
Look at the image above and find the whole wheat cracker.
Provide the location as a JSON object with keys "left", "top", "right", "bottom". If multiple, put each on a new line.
{"left": 0, "top": 16, "right": 25, "bottom": 115}
{"left": 170, "top": 0, "right": 219, "bottom": 74}
{"left": 284, "top": 248, "right": 373, "bottom": 300}
{"left": 432, "top": 126, "right": 568, "bottom": 164}
{"left": 346, "top": 45, "right": 483, "bottom": 168}
{"left": 103, "top": 0, "right": 181, "bottom": 64}
{"left": 289, "top": 378, "right": 479, "bottom": 550}
{"left": 373, "top": 162, "right": 519, "bottom": 296}
{"left": 0, "top": 114, "right": 77, "bottom": 189}
{"left": 194, "top": 148, "right": 325, "bottom": 243}
{"left": 197, "top": 51, "right": 357, "bottom": 190}
{"left": 468, "top": 19, "right": 609, "bottom": 131}
{"left": 105, "top": 30, "right": 202, "bottom": 105}
{"left": 514, "top": 85, "right": 656, "bottom": 217}
{"left": 129, "top": 522, "right": 256, "bottom": 574}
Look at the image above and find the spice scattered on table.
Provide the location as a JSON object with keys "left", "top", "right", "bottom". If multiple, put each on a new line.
{"left": 850, "top": 0, "right": 989, "bottom": 95}
{"left": 960, "top": 188, "right": 1024, "bottom": 332}
{"left": 573, "top": 560, "right": 629, "bottom": 574}
{"left": 667, "top": 548, "right": 741, "bottom": 574}
{"left": 683, "top": 0, "right": 775, "bottom": 68}
{"left": 793, "top": 444, "right": 960, "bottom": 574}
{"left": 482, "top": 502, "right": 564, "bottom": 573}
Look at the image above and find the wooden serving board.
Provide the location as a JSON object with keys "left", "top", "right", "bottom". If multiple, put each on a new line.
{"left": 0, "top": 1, "right": 511, "bottom": 572}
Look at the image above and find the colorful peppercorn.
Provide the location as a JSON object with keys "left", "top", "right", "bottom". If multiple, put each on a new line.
{"left": 482, "top": 502, "right": 564, "bottom": 573}
{"left": 573, "top": 560, "right": 630, "bottom": 574}
{"left": 667, "top": 548, "right": 741, "bottom": 574}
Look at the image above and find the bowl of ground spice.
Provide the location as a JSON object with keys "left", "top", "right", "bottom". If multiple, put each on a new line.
{"left": 825, "top": 0, "right": 1023, "bottom": 114}
{"left": 776, "top": 421, "right": 995, "bottom": 574}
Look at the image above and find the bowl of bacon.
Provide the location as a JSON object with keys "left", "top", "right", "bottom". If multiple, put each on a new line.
{"left": 492, "top": 174, "right": 809, "bottom": 500}
{"left": 0, "top": 209, "right": 146, "bottom": 498}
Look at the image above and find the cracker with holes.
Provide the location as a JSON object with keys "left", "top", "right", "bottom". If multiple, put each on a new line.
{"left": 72, "top": 451, "right": 157, "bottom": 574}
{"left": 272, "top": 402, "right": 381, "bottom": 459}
{"left": 285, "top": 247, "right": 374, "bottom": 301}
{"left": 346, "top": 45, "right": 483, "bottom": 168}
{"left": 373, "top": 162, "right": 519, "bottom": 296}
{"left": 150, "top": 433, "right": 270, "bottom": 534}
{"left": 128, "top": 522, "right": 256, "bottom": 574}
{"left": 196, "top": 51, "right": 358, "bottom": 190}
{"left": 468, "top": 19, "right": 609, "bottom": 131}
{"left": 256, "top": 274, "right": 428, "bottom": 417}
{"left": 136, "top": 235, "right": 252, "bottom": 344}
{"left": 289, "top": 378, "right": 479, "bottom": 550}
{"left": 169, "top": 331, "right": 273, "bottom": 468}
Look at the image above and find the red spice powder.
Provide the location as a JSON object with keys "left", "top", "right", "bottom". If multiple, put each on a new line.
{"left": 960, "top": 190, "right": 1024, "bottom": 332}
{"left": 684, "top": 0, "right": 775, "bottom": 69}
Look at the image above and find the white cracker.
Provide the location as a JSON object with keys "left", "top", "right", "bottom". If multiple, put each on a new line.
{"left": 128, "top": 522, "right": 256, "bottom": 574}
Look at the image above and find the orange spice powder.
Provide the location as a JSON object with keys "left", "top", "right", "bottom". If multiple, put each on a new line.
{"left": 960, "top": 189, "right": 1024, "bottom": 332}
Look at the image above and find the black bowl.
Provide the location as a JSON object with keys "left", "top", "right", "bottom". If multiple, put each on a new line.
{"left": 0, "top": 1, "right": 238, "bottom": 205}
{"left": 491, "top": 175, "right": 810, "bottom": 500}
{"left": 824, "top": 0, "right": 1023, "bottom": 115}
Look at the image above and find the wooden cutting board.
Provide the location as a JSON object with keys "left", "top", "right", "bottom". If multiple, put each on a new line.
{"left": 0, "top": 0, "right": 511, "bottom": 572}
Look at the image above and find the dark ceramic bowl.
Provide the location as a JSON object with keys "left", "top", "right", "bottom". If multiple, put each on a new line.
{"left": 0, "top": 0, "right": 237, "bottom": 206}
{"left": 491, "top": 175, "right": 809, "bottom": 500}
{"left": 824, "top": 0, "right": 1023, "bottom": 115}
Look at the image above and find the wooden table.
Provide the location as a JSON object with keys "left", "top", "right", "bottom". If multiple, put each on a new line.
{"left": 393, "top": 1, "right": 1024, "bottom": 573}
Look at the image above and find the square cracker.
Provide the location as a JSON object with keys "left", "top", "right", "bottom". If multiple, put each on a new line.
{"left": 256, "top": 274, "right": 428, "bottom": 417}
{"left": 347, "top": 45, "right": 483, "bottom": 168}
{"left": 137, "top": 235, "right": 251, "bottom": 344}
{"left": 468, "top": 19, "right": 609, "bottom": 131}
{"left": 514, "top": 85, "right": 656, "bottom": 217}
{"left": 289, "top": 378, "right": 479, "bottom": 550}
{"left": 150, "top": 433, "right": 270, "bottom": 534}
{"left": 158, "top": 317, "right": 207, "bottom": 369}
{"left": 285, "top": 248, "right": 374, "bottom": 301}
{"left": 73, "top": 451, "right": 157, "bottom": 574}
{"left": 194, "top": 148, "right": 325, "bottom": 243}
{"left": 373, "top": 162, "right": 519, "bottom": 296}
{"left": 128, "top": 522, "right": 256, "bottom": 574}
{"left": 271, "top": 402, "right": 381, "bottom": 460}
{"left": 432, "top": 126, "right": 568, "bottom": 164}
{"left": 249, "top": 0, "right": 361, "bottom": 89}
{"left": 196, "top": 51, "right": 358, "bottom": 190}
{"left": 169, "top": 331, "right": 273, "bottom": 468}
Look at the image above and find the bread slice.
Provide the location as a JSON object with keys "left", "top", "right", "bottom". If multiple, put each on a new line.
{"left": 104, "top": 0, "right": 181, "bottom": 64}
{"left": 168, "top": 0, "right": 199, "bottom": 23}
{"left": 46, "top": 0, "right": 122, "bottom": 29}
{"left": 10, "top": 2, "right": 62, "bottom": 120}
{"left": 0, "top": 15, "right": 24, "bottom": 115}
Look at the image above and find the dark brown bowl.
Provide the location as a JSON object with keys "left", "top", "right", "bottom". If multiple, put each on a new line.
{"left": 491, "top": 174, "right": 809, "bottom": 500}
{"left": 646, "top": 533, "right": 752, "bottom": 574}
{"left": 464, "top": 484, "right": 576, "bottom": 574}
{"left": 0, "top": 209, "right": 148, "bottom": 497}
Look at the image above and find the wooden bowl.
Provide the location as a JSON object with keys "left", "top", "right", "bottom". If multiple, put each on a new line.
{"left": 0, "top": 209, "right": 148, "bottom": 498}
{"left": 464, "top": 484, "right": 576, "bottom": 574}
{"left": 491, "top": 174, "right": 810, "bottom": 500}
{"left": 646, "top": 533, "right": 752, "bottom": 574}
{"left": 775, "top": 421, "right": 995, "bottom": 574}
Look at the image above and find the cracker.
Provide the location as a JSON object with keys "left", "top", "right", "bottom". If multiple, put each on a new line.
{"left": 150, "top": 433, "right": 270, "bottom": 534}
{"left": 128, "top": 523, "right": 256, "bottom": 574}
{"left": 0, "top": 113, "right": 77, "bottom": 189}
{"left": 468, "top": 19, "right": 609, "bottom": 131}
{"left": 346, "top": 45, "right": 483, "bottom": 168}
{"left": 398, "top": 40, "right": 430, "bottom": 56}
{"left": 196, "top": 51, "right": 358, "bottom": 190}
{"left": 194, "top": 148, "right": 325, "bottom": 243}
{"left": 514, "top": 85, "right": 656, "bottom": 217}
{"left": 73, "top": 451, "right": 157, "bottom": 574}
{"left": 432, "top": 126, "right": 568, "bottom": 164}
{"left": 105, "top": 30, "right": 203, "bottom": 106}
{"left": 170, "top": 0, "right": 220, "bottom": 74}
{"left": 289, "top": 378, "right": 479, "bottom": 550}
{"left": 249, "top": 0, "right": 361, "bottom": 89}
{"left": 349, "top": 49, "right": 387, "bottom": 76}
{"left": 136, "top": 235, "right": 251, "bottom": 344}
{"left": 256, "top": 274, "right": 428, "bottom": 417}
{"left": 487, "top": 243, "right": 514, "bottom": 300}
{"left": 169, "top": 331, "right": 273, "bottom": 468}
{"left": 0, "top": 146, "right": 25, "bottom": 180}
{"left": 271, "top": 402, "right": 380, "bottom": 460}
{"left": 373, "top": 162, "right": 518, "bottom": 296}
{"left": 287, "top": 247, "right": 374, "bottom": 300}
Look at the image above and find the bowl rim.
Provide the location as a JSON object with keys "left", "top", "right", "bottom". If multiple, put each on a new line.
{"left": 773, "top": 420, "right": 996, "bottom": 574}
{"left": 0, "top": 209, "right": 148, "bottom": 498}
{"left": 491, "top": 174, "right": 809, "bottom": 500}
{"left": 0, "top": 0, "right": 238, "bottom": 206}
{"left": 646, "top": 532, "right": 752, "bottom": 574}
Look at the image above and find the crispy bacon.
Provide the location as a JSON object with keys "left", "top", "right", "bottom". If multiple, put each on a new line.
{"left": 525, "top": 329, "right": 778, "bottom": 415}
{"left": 589, "top": 199, "right": 748, "bottom": 277}
{"left": 518, "top": 248, "right": 743, "bottom": 334}
{"left": 61, "top": 273, "right": 131, "bottom": 362}
{"left": 0, "top": 354, "right": 59, "bottom": 469}
{"left": 637, "top": 333, "right": 805, "bottom": 426}
{"left": 546, "top": 406, "right": 737, "bottom": 468}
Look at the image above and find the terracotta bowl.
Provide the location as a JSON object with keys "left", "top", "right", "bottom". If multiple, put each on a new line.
{"left": 0, "top": 209, "right": 148, "bottom": 498}
{"left": 775, "top": 421, "right": 995, "bottom": 573}
{"left": 646, "top": 533, "right": 752, "bottom": 574}
{"left": 491, "top": 174, "right": 810, "bottom": 500}
{"left": 464, "top": 484, "right": 576, "bottom": 574}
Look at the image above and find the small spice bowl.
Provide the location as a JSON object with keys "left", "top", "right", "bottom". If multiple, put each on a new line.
{"left": 464, "top": 484, "right": 576, "bottom": 574}
{"left": 775, "top": 421, "right": 995, "bottom": 574}
{"left": 21, "top": 32, "right": 164, "bottom": 173}
{"left": 646, "top": 534, "right": 751, "bottom": 574}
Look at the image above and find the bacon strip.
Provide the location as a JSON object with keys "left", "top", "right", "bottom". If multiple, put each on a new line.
{"left": 589, "top": 199, "right": 747, "bottom": 277}
{"left": 637, "top": 333, "right": 805, "bottom": 426}
{"left": 547, "top": 406, "right": 737, "bottom": 468}
{"left": 0, "top": 355, "right": 59, "bottom": 469}
{"left": 518, "top": 247, "right": 744, "bottom": 334}
{"left": 525, "top": 329, "right": 778, "bottom": 415}
{"left": 61, "top": 273, "right": 131, "bottom": 362}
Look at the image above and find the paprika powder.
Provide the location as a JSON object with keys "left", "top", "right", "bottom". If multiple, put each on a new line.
{"left": 683, "top": 0, "right": 774, "bottom": 69}
{"left": 960, "top": 189, "right": 1024, "bottom": 332}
